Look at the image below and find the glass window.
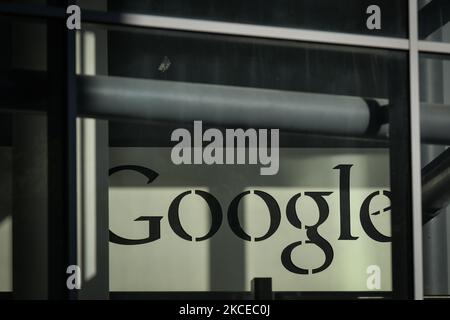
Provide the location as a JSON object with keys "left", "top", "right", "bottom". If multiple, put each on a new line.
{"left": 420, "top": 53, "right": 450, "bottom": 298}
{"left": 419, "top": 0, "right": 450, "bottom": 43}
{"left": 0, "top": 15, "right": 48, "bottom": 298}
{"left": 0, "top": 1, "right": 420, "bottom": 301}
{"left": 73, "top": 22, "right": 411, "bottom": 298}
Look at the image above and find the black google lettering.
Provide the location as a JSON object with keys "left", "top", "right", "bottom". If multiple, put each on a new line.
{"left": 108, "top": 164, "right": 391, "bottom": 275}
{"left": 282, "top": 192, "right": 334, "bottom": 274}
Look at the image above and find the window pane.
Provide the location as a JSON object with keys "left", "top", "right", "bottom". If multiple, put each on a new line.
{"left": 420, "top": 53, "right": 450, "bottom": 297}
{"left": 0, "top": 15, "right": 48, "bottom": 298}
{"left": 75, "top": 22, "right": 409, "bottom": 297}
{"left": 419, "top": 0, "right": 450, "bottom": 43}
{"left": 78, "top": 0, "right": 407, "bottom": 38}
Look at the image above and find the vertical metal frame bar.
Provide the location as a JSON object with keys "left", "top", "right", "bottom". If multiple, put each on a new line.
{"left": 409, "top": 0, "right": 424, "bottom": 300}
{"left": 47, "top": 1, "right": 78, "bottom": 300}
{"left": 389, "top": 52, "right": 414, "bottom": 299}
{"left": 66, "top": 24, "right": 78, "bottom": 302}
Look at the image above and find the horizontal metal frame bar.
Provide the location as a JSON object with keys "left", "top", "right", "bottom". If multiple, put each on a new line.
{"left": 82, "top": 10, "right": 410, "bottom": 51}
{"left": 109, "top": 291, "right": 392, "bottom": 300}
{"left": 1, "top": 1, "right": 450, "bottom": 57}
{"left": 2, "top": 2, "right": 450, "bottom": 56}
{"left": 419, "top": 41, "right": 450, "bottom": 55}
{"left": 0, "top": 2, "right": 65, "bottom": 19}
{"left": 0, "top": 3, "right": 408, "bottom": 51}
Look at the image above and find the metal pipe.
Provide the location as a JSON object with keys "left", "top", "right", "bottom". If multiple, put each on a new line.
{"left": 421, "top": 104, "right": 450, "bottom": 145}
{"left": 78, "top": 75, "right": 450, "bottom": 145}
{"left": 78, "top": 75, "right": 375, "bottom": 134}
{"left": 422, "top": 148, "right": 450, "bottom": 224}
{"left": 77, "top": 75, "right": 380, "bottom": 136}
{"left": 3, "top": 72, "right": 450, "bottom": 144}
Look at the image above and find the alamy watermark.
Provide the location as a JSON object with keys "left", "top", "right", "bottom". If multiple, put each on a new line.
{"left": 66, "top": 5, "right": 81, "bottom": 30}
{"left": 66, "top": 265, "right": 81, "bottom": 290}
{"left": 171, "top": 121, "right": 279, "bottom": 176}
{"left": 65, "top": 4, "right": 381, "bottom": 31}
{"left": 366, "top": 5, "right": 382, "bottom": 30}
{"left": 366, "top": 265, "right": 382, "bottom": 290}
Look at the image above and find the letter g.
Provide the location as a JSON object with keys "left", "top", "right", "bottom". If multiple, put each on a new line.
{"left": 108, "top": 165, "right": 163, "bottom": 245}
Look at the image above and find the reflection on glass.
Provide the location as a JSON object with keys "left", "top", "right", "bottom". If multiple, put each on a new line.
{"left": 420, "top": 53, "right": 450, "bottom": 297}
{"left": 0, "top": 16, "right": 48, "bottom": 298}
{"left": 72, "top": 21, "right": 410, "bottom": 296}
{"left": 419, "top": 0, "right": 450, "bottom": 42}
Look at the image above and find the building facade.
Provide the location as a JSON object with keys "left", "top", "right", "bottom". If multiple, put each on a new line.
{"left": 0, "top": 0, "right": 449, "bottom": 300}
